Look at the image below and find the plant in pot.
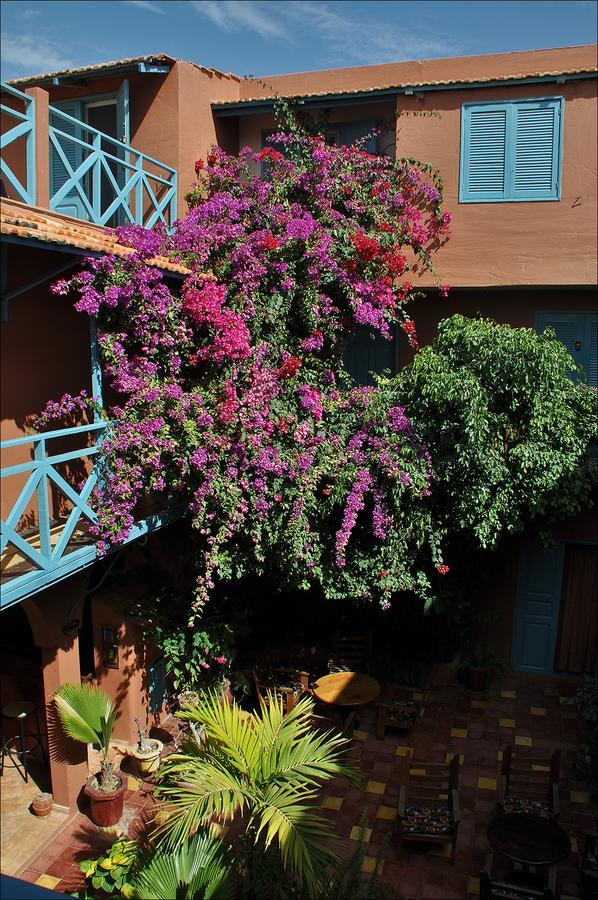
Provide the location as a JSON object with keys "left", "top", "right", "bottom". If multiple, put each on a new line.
{"left": 457, "top": 645, "right": 506, "bottom": 694}
{"left": 54, "top": 683, "right": 125, "bottom": 827}
{"left": 130, "top": 716, "right": 163, "bottom": 775}
{"left": 31, "top": 792, "right": 53, "bottom": 817}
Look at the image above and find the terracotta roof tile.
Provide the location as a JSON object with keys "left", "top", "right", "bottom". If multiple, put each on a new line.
{"left": 214, "top": 66, "right": 597, "bottom": 105}
{"left": 0, "top": 198, "right": 191, "bottom": 275}
{"left": 7, "top": 53, "right": 241, "bottom": 87}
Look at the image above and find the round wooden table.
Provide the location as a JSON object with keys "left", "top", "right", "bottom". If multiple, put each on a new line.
{"left": 312, "top": 672, "right": 381, "bottom": 707}
{"left": 487, "top": 813, "right": 571, "bottom": 867}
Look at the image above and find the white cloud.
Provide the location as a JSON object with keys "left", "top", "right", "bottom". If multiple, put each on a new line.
{"left": 191, "top": 1, "right": 289, "bottom": 40}
{"left": 1, "top": 31, "right": 74, "bottom": 74}
{"left": 282, "top": 1, "right": 460, "bottom": 66}
{"left": 127, "top": 0, "right": 166, "bottom": 14}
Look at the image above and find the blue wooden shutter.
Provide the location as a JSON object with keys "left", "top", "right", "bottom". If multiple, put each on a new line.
{"left": 583, "top": 314, "right": 597, "bottom": 387}
{"left": 460, "top": 104, "right": 508, "bottom": 201}
{"left": 536, "top": 311, "right": 597, "bottom": 385}
{"left": 511, "top": 99, "right": 562, "bottom": 200}
{"left": 50, "top": 100, "right": 88, "bottom": 219}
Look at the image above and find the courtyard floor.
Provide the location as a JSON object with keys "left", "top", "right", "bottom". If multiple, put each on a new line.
{"left": 11, "top": 672, "right": 596, "bottom": 899}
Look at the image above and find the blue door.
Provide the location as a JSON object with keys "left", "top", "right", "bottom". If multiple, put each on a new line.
{"left": 50, "top": 99, "right": 88, "bottom": 219}
{"left": 512, "top": 542, "right": 565, "bottom": 673}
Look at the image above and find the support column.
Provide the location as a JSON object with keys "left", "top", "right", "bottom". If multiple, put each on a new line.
{"left": 25, "top": 86, "right": 50, "bottom": 210}
{"left": 41, "top": 641, "right": 87, "bottom": 810}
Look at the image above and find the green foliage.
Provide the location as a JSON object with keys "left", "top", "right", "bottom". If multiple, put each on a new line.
{"left": 154, "top": 691, "right": 360, "bottom": 897}
{"left": 393, "top": 315, "right": 597, "bottom": 553}
{"left": 54, "top": 683, "right": 118, "bottom": 791}
{"left": 132, "top": 830, "right": 234, "bottom": 899}
{"left": 80, "top": 838, "right": 138, "bottom": 896}
{"left": 319, "top": 812, "right": 391, "bottom": 899}
{"left": 457, "top": 645, "right": 506, "bottom": 672}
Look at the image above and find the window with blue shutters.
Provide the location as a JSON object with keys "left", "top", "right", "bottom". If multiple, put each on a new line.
{"left": 460, "top": 97, "right": 563, "bottom": 202}
{"left": 536, "top": 311, "right": 597, "bottom": 385}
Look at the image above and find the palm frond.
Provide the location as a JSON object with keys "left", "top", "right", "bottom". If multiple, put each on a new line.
{"left": 253, "top": 783, "right": 340, "bottom": 898}
{"left": 177, "top": 691, "right": 261, "bottom": 775}
{"left": 133, "top": 829, "right": 234, "bottom": 899}
{"left": 54, "top": 683, "right": 115, "bottom": 748}
{"left": 154, "top": 752, "right": 248, "bottom": 848}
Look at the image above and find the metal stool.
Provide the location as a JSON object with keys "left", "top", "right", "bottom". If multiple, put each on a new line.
{"left": 1, "top": 700, "right": 48, "bottom": 783}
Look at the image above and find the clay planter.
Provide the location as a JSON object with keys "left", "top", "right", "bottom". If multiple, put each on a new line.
{"left": 84, "top": 773, "right": 126, "bottom": 827}
{"left": 131, "top": 739, "right": 163, "bottom": 775}
{"left": 31, "top": 792, "right": 53, "bottom": 817}
{"left": 462, "top": 665, "right": 489, "bottom": 694}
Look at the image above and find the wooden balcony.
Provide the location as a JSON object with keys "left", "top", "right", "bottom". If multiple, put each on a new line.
{"left": 1, "top": 81, "right": 177, "bottom": 228}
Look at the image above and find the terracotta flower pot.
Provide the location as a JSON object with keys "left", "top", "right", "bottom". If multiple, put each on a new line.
{"left": 84, "top": 773, "right": 126, "bottom": 827}
{"left": 463, "top": 665, "right": 489, "bottom": 694}
{"left": 131, "top": 739, "right": 163, "bottom": 775}
{"left": 31, "top": 793, "right": 53, "bottom": 817}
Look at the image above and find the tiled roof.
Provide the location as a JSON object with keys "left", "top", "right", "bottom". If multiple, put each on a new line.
{"left": 7, "top": 53, "right": 241, "bottom": 86}
{"left": 215, "top": 65, "right": 597, "bottom": 105}
{"left": 0, "top": 198, "right": 191, "bottom": 275}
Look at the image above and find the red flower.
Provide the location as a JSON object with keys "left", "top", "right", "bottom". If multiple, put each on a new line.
{"left": 257, "top": 233, "right": 279, "bottom": 252}
{"left": 384, "top": 251, "right": 407, "bottom": 276}
{"left": 350, "top": 233, "right": 381, "bottom": 262}
{"left": 440, "top": 284, "right": 450, "bottom": 298}
{"left": 194, "top": 159, "right": 204, "bottom": 174}
{"left": 379, "top": 222, "right": 395, "bottom": 233}
{"left": 278, "top": 356, "right": 302, "bottom": 379}
{"left": 436, "top": 564, "right": 450, "bottom": 575}
{"left": 257, "top": 146, "right": 284, "bottom": 162}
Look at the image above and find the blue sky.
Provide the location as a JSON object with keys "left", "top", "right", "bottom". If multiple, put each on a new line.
{"left": 1, "top": 0, "right": 596, "bottom": 80}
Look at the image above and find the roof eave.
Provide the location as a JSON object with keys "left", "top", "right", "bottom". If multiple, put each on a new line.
{"left": 212, "top": 70, "right": 598, "bottom": 117}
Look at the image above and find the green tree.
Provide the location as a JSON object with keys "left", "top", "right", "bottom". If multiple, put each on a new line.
{"left": 153, "top": 692, "right": 360, "bottom": 897}
{"left": 392, "top": 314, "right": 597, "bottom": 552}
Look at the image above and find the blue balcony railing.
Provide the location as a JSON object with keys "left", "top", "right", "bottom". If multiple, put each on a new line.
{"left": 49, "top": 106, "right": 177, "bottom": 228}
{"left": 0, "top": 423, "right": 182, "bottom": 608}
{"left": 1, "top": 80, "right": 177, "bottom": 228}
{"left": 0, "top": 82, "right": 36, "bottom": 205}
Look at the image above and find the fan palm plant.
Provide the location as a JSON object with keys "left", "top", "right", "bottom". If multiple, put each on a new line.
{"left": 54, "top": 682, "right": 118, "bottom": 791}
{"left": 154, "top": 692, "right": 361, "bottom": 897}
{"left": 132, "top": 829, "right": 234, "bottom": 899}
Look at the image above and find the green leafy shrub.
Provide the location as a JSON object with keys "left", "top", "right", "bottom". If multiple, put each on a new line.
{"left": 80, "top": 838, "right": 139, "bottom": 896}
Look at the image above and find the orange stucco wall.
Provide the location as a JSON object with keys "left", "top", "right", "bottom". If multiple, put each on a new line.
{"left": 240, "top": 45, "right": 598, "bottom": 100}
{"left": 234, "top": 80, "right": 596, "bottom": 288}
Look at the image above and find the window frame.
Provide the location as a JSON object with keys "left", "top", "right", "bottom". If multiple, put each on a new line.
{"left": 459, "top": 96, "right": 564, "bottom": 204}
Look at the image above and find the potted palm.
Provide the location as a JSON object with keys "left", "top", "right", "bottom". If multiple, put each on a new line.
{"left": 130, "top": 716, "right": 163, "bottom": 775}
{"left": 458, "top": 645, "right": 505, "bottom": 694}
{"left": 54, "top": 683, "right": 126, "bottom": 827}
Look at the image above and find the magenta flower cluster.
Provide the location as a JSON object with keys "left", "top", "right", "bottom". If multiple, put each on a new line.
{"left": 46, "top": 125, "right": 450, "bottom": 617}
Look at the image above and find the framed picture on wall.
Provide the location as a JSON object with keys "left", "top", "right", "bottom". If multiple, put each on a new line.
{"left": 101, "top": 626, "right": 119, "bottom": 669}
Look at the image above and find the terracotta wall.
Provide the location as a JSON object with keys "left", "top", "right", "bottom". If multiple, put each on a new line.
{"left": 240, "top": 45, "right": 598, "bottom": 100}
{"left": 0, "top": 244, "right": 92, "bottom": 522}
{"left": 233, "top": 79, "right": 596, "bottom": 288}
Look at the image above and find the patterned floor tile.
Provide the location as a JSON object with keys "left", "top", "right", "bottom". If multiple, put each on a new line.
{"left": 450, "top": 727, "right": 468, "bottom": 738}
{"left": 366, "top": 780, "right": 386, "bottom": 794}
{"left": 499, "top": 718, "right": 516, "bottom": 728}
{"left": 531, "top": 706, "right": 546, "bottom": 716}
{"left": 350, "top": 825, "right": 372, "bottom": 841}
{"left": 570, "top": 790, "right": 590, "bottom": 804}
{"left": 362, "top": 856, "right": 384, "bottom": 874}
{"left": 515, "top": 735, "right": 532, "bottom": 747}
{"left": 477, "top": 776, "right": 497, "bottom": 790}
{"left": 322, "top": 796, "right": 344, "bottom": 810}
{"left": 376, "top": 805, "right": 397, "bottom": 821}
{"left": 35, "top": 875, "right": 61, "bottom": 890}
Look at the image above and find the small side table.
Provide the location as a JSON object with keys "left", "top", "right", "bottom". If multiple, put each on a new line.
{"left": 1, "top": 700, "right": 48, "bottom": 783}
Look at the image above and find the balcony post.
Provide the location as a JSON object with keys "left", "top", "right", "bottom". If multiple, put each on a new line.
{"left": 25, "top": 86, "right": 49, "bottom": 209}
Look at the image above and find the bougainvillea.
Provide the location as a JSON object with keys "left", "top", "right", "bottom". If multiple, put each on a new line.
{"left": 48, "top": 120, "right": 453, "bottom": 619}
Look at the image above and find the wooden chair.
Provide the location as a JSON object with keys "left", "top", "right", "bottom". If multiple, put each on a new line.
{"left": 397, "top": 752, "right": 460, "bottom": 864}
{"left": 498, "top": 747, "right": 560, "bottom": 819}
{"left": 581, "top": 830, "right": 598, "bottom": 900}
{"left": 328, "top": 630, "right": 373, "bottom": 674}
{"left": 480, "top": 854, "right": 556, "bottom": 900}
{"left": 252, "top": 667, "right": 310, "bottom": 715}
{"left": 376, "top": 684, "right": 426, "bottom": 740}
